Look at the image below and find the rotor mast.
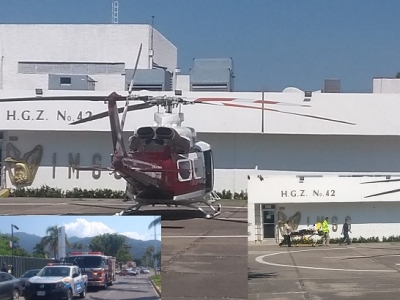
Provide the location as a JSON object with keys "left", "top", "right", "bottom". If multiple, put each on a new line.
{"left": 152, "top": 97, "right": 186, "bottom": 127}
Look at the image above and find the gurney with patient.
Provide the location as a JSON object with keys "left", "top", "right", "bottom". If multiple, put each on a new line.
{"left": 290, "top": 223, "right": 323, "bottom": 246}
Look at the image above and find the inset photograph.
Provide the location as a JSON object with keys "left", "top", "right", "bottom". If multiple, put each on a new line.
{"left": 0, "top": 215, "right": 161, "bottom": 300}
{"left": 248, "top": 175, "right": 400, "bottom": 300}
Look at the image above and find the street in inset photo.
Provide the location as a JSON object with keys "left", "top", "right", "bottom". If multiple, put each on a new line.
{"left": 0, "top": 215, "right": 161, "bottom": 300}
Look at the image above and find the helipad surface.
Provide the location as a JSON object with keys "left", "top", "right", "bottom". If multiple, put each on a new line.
{"left": 249, "top": 243, "right": 400, "bottom": 300}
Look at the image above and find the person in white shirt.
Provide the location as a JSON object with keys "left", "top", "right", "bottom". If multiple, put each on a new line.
{"left": 279, "top": 221, "right": 292, "bottom": 247}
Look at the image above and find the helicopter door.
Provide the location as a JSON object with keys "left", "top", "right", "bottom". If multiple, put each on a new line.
{"left": 203, "top": 149, "right": 214, "bottom": 193}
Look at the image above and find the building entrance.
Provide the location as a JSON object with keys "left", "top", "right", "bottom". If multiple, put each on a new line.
{"left": 262, "top": 205, "right": 275, "bottom": 238}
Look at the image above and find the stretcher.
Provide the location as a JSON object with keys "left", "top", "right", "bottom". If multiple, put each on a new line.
{"left": 291, "top": 223, "right": 323, "bottom": 247}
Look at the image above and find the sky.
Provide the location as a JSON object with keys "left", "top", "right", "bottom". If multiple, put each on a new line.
{"left": 0, "top": 0, "right": 399, "bottom": 92}
{"left": 0, "top": 216, "right": 161, "bottom": 241}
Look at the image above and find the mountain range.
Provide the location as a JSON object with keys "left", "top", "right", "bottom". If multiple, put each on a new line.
{"left": 9, "top": 232, "right": 161, "bottom": 260}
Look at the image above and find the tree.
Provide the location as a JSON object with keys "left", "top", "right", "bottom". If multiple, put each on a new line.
{"left": 32, "top": 242, "right": 50, "bottom": 258}
{"left": 116, "top": 247, "right": 132, "bottom": 266}
{"left": 89, "top": 233, "right": 126, "bottom": 257}
{"left": 396, "top": 72, "right": 400, "bottom": 78}
{"left": 41, "top": 225, "right": 71, "bottom": 259}
{"left": 0, "top": 234, "right": 31, "bottom": 257}
{"left": 153, "top": 250, "right": 161, "bottom": 264}
{"left": 141, "top": 246, "right": 154, "bottom": 267}
{"left": 148, "top": 217, "right": 161, "bottom": 230}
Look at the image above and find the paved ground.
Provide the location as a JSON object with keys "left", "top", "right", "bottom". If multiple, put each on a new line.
{"left": 249, "top": 242, "right": 400, "bottom": 300}
{"left": 0, "top": 197, "right": 248, "bottom": 299}
{"left": 161, "top": 200, "right": 248, "bottom": 300}
{"left": 21, "top": 275, "right": 159, "bottom": 300}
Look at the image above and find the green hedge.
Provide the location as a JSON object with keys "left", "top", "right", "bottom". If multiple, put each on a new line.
{"left": 9, "top": 185, "right": 125, "bottom": 199}
{"left": 292, "top": 235, "right": 398, "bottom": 244}
{"left": 8, "top": 185, "right": 248, "bottom": 200}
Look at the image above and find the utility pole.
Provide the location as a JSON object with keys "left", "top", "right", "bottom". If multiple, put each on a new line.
{"left": 153, "top": 216, "right": 157, "bottom": 275}
{"left": 149, "top": 15, "right": 154, "bottom": 69}
{"left": 11, "top": 224, "right": 19, "bottom": 275}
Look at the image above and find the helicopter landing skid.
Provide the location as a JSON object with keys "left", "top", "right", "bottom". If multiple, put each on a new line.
{"left": 115, "top": 201, "right": 221, "bottom": 218}
{"left": 115, "top": 203, "right": 142, "bottom": 216}
{"left": 187, "top": 202, "right": 221, "bottom": 219}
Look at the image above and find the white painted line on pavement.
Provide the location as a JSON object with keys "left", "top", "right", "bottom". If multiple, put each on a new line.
{"left": 255, "top": 248, "right": 398, "bottom": 273}
{"left": 103, "top": 290, "right": 114, "bottom": 297}
{"left": 324, "top": 255, "right": 400, "bottom": 259}
{"left": 268, "top": 292, "right": 307, "bottom": 295}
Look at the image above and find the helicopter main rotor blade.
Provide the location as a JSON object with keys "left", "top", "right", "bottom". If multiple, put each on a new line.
{"left": 69, "top": 101, "right": 154, "bottom": 125}
{"left": 0, "top": 95, "right": 121, "bottom": 102}
{"left": 128, "top": 43, "right": 143, "bottom": 95}
{"left": 120, "top": 98, "right": 130, "bottom": 131}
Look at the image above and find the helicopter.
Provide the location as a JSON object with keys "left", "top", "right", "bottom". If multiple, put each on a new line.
{"left": 0, "top": 44, "right": 225, "bottom": 218}
{"left": 0, "top": 44, "right": 370, "bottom": 217}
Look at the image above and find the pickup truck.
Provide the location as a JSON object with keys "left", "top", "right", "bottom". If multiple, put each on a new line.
{"left": 23, "top": 263, "right": 88, "bottom": 300}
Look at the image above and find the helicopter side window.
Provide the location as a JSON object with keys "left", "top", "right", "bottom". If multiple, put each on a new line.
{"left": 193, "top": 158, "right": 204, "bottom": 179}
{"left": 177, "top": 159, "right": 192, "bottom": 181}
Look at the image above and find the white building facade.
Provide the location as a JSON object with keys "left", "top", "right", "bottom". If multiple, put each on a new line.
{"left": 248, "top": 176, "right": 400, "bottom": 242}
{"left": 0, "top": 24, "right": 400, "bottom": 215}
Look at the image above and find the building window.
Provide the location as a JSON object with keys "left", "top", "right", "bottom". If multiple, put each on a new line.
{"left": 60, "top": 77, "right": 71, "bottom": 85}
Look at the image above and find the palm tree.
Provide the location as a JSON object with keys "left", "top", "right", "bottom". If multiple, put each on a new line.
{"left": 148, "top": 216, "right": 161, "bottom": 229}
{"left": 41, "top": 225, "right": 71, "bottom": 259}
{"left": 33, "top": 242, "right": 50, "bottom": 258}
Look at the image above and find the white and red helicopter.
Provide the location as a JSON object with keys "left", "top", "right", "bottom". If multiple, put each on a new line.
{"left": 0, "top": 44, "right": 367, "bottom": 218}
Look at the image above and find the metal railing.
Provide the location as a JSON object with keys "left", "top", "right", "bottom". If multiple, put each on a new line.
{"left": 0, "top": 255, "right": 56, "bottom": 277}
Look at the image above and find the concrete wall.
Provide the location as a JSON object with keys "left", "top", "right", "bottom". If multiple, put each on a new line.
{"left": 248, "top": 202, "right": 400, "bottom": 242}
{"left": 2, "top": 130, "right": 129, "bottom": 191}
{"left": 373, "top": 78, "right": 400, "bottom": 93}
{"left": 1, "top": 90, "right": 400, "bottom": 136}
{"left": 3, "top": 130, "right": 400, "bottom": 193}
{"left": 0, "top": 24, "right": 176, "bottom": 91}
{"left": 248, "top": 175, "right": 400, "bottom": 241}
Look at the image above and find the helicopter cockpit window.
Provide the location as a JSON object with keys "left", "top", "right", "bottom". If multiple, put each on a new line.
{"left": 177, "top": 159, "right": 192, "bottom": 181}
{"left": 193, "top": 158, "right": 204, "bottom": 179}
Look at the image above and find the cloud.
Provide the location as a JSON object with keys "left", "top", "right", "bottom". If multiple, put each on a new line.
{"left": 120, "top": 231, "right": 149, "bottom": 240}
{"left": 63, "top": 218, "right": 116, "bottom": 238}
{"left": 62, "top": 218, "right": 159, "bottom": 241}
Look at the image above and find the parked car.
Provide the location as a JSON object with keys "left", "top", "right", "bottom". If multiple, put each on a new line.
{"left": 140, "top": 268, "right": 150, "bottom": 274}
{"left": 0, "top": 271, "right": 23, "bottom": 300}
{"left": 128, "top": 269, "right": 137, "bottom": 276}
{"left": 120, "top": 269, "right": 129, "bottom": 276}
{"left": 19, "top": 269, "right": 41, "bottom": 292}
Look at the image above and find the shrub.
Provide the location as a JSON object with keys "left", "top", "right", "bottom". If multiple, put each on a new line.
{"left": 9, "top": 186, "right": 247, "bottom": 200}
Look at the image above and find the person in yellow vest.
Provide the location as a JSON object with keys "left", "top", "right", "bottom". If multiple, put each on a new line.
{"left": 322, "top": 217, "right": 330, "bottom": 246}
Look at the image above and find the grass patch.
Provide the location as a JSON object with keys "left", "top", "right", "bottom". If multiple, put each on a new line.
{"left": 150, "top": 274, "right": 161, "bottom": 292}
